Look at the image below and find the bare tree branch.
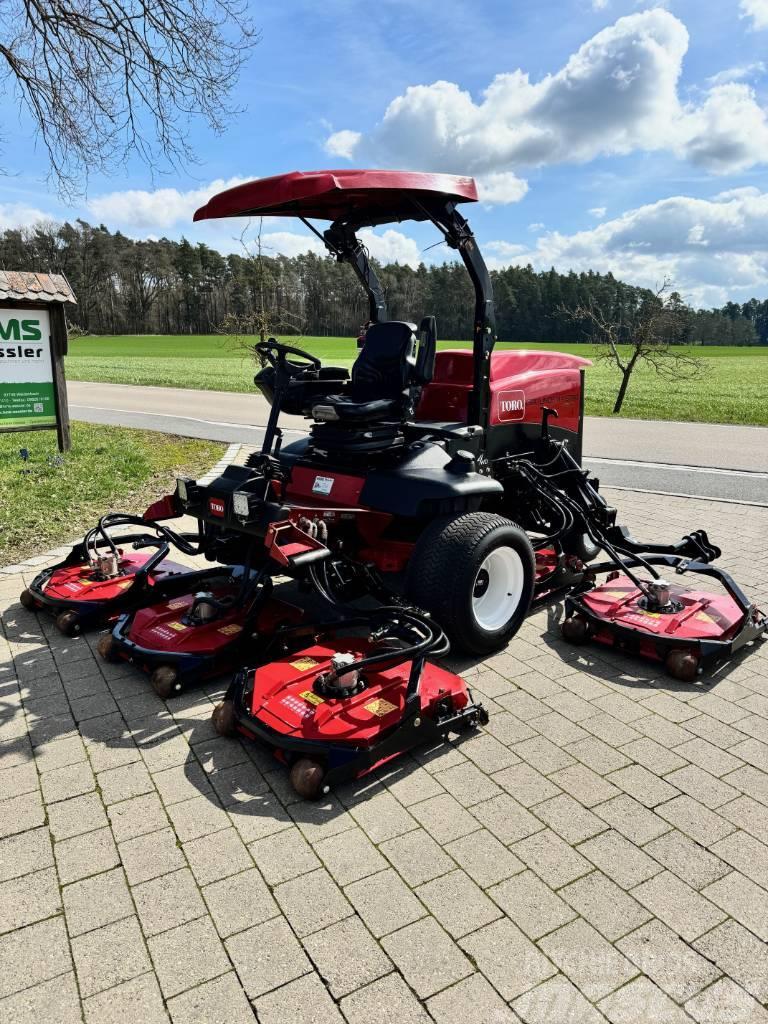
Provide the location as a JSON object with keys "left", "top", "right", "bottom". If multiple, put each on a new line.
{"left": 561, "top": 279, "right": 702, "bottom": 413}
{"left": 0, "top": 0, "right": 258, "bottom": 196}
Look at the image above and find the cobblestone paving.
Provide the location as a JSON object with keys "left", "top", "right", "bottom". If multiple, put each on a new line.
{"left": 1, "top": 489, "right": 767, "bottom": 1023}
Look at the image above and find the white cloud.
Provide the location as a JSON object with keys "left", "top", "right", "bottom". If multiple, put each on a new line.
{"left": 252, "top": 226, "right": 421, "bottom": 268}
{"left": 490, "top": 188, "right": 768, "bottom": 306}
{"left": 326, "top": 9, "right": 768, "bottom": 185}
{"left": 324, "top": 130, "right": 362, "bottom": 159}
{"left": 592, "top": 0, "right": 610, "bottom": 9}
{"left": 707, "top": 62, "right": 765, "bottom": 86}
{"left": 88, "top": 178, "right": 250, "bottom": 229}
{"left": 476, "top": 172, "right": 528, "bottom": 205}
{"left": 0, "top": 202, "right": 55, "bottom": 230}
{"left": 740, "top": 0, "right": 768, "bottom": 30}
{"left": 359, "top": 228, "right": 421, "bottom": 267}
{"left": 589, "top": 206, "right": 607, "bottom": 219}
{"left": 528, "top": 222, "right": 545, "bottom": 232}
{"left": 682, "top": 83, "right": 768, "bottom": 174}
{"left": 485, "top": 240, "right": 528, "bottom": 257}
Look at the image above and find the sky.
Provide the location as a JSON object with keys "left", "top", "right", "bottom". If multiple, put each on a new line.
{"left": 3, "top": 0, "right": 768, "bottom": 307}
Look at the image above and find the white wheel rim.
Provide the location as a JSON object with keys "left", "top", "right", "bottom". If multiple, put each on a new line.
{"left": 472, "top": 547, "right": 525, "bottom": 632}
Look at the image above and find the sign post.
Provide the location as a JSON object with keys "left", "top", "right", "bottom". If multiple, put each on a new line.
{"left": 0, "top": 273, "right": 75, "bottom": 452}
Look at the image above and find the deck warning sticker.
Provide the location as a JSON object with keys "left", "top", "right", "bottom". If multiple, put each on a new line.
{"left": 364, "top": 698, "right": 397, "bottom": 717}
{"left": 299, "top": 690, "right": 324, "bottom": 706}
{"left": 291, "top": 656, "right": 320, "bottom": 671}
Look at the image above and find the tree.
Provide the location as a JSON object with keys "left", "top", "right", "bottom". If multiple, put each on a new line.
{"left": 0, "top": 0, "right": 257, "bottom": 194}
{"left": 218, "top": 220, "right": 304, "bottom": 350}
{"left": 564, "top": 281, "right": 701, "bottom": 414}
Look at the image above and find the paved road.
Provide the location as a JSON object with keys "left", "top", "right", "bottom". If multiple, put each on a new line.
{"left": 68, "top": 381, "right": 768, "bottom": 505}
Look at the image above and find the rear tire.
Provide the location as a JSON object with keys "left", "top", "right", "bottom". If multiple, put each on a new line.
{"left": 406, "top": 513, "right": 535, "bottom": 655}
{"left": 19, "top": 589, "right": 37, "bottom": 611}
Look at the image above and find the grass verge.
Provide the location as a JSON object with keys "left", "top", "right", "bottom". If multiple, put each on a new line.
{"left": 65, "top": 335, "right": 768, "bottom": 427}
{"left": 0, "top": 423, "right": 224, "bottom": 563}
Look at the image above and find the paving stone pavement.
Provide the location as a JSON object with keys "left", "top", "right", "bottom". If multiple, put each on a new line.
{"left": 1, "top": 488, "right": 767, "bottom": 1023}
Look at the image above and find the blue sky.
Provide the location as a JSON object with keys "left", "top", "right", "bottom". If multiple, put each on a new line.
{"left": 3, "top": 1, "right": 768, "bottom": 306}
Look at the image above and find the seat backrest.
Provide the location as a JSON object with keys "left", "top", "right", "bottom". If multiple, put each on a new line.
{"left": 351, "top": 321, "right": 418, "bottom": 403}
{"left": 415, "top": 315, "right": 437, "bottom": 385}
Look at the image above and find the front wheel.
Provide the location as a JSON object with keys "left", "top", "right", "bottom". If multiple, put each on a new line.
{"left": 406, "top": 513, "right": 535, "bottom": 655}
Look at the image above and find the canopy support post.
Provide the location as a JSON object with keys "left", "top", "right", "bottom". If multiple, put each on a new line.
{"left": 321, "top": 222, "right": 388, "bottom": 324}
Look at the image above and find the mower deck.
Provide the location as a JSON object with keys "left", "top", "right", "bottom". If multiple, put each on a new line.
{"left": 103, "top": 571, "right": 304, "bottom": 697}
{"left": 214, "top": 636, "right": 487, "bottom": 797}
{"left": 23, "top": 546, "right": 192, "bottom": 635}
{"left": 563, "top": 569, "right": 767, "bottom": 681}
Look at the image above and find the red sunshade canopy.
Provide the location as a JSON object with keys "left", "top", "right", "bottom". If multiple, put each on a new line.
{"left": 193, "top": 169, "right": 478, "bottom": 225}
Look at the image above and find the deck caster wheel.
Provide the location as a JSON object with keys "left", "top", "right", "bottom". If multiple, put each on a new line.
{"left": 211, "top": 700, "right": 237, "bottom": 737}
{"left": 666, "top": 649, "right": 700, "bottom": 683}
{"left": 19, "top": 589, "right": 37, "bottom": 611}
{"left": 289, "top": 758, "right": 326, "bottom": 800}
{"left": 97, "top": 634, "right": 119, "bottom": 662}
{"left": 561, "top": 614, "right": 590, "bottom": 645}
{"left": 56, "top": 610, "right": 81, "bottom": 637}
{"left": 150, "top": 665, "right": 182, "bottom": 699}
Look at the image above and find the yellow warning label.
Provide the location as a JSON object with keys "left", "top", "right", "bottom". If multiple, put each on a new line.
{"left": 299, "top": 689, "right": 324, "bottom": 706}
{"left": 640, "top": 611, "right": 661, "bottom": 618}
{"left": 167, "top": 598, "right": 188, "bottom": 610}
{"left": 116, "top": 580, "right": 132, "bottom": 590}
{"left": 291, "top": 657, "right": 320, "bottom": 671}
{"left": 696, "top": 611, "right": 716, "bottom": 625}
{"left": 218, "top": 623, "right": 242, "bottom": 636}
{"left": 364, "top": 698, "right": 398, "bottom": 717}
{"left": 78, "top": 579, "right": 95, "bottom": 586}
{"left": 168, "top": 621, "right": 187, "bottom": 631}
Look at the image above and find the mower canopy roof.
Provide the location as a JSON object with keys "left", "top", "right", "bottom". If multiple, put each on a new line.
{"left": 193, "top": 169, "right": 478, "bottom": 227}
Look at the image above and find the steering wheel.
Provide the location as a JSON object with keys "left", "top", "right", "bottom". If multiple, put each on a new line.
{"left": 255, "top": 338, "right": 321, "bottom": 375}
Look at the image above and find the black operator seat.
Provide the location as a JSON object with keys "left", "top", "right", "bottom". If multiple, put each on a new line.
{"left": 312, "top": 317, "right": 436, "bottom": 424}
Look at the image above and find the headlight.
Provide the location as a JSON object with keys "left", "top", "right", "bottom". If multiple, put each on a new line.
{"left": 177, "top": 477, "right": 191, "bottom": 502}
{"left": 232, "top": 491, "right": 251, "bottom": 518}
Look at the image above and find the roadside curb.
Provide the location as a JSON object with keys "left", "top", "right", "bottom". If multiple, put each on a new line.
{"left": 0, "top": 442, "right": 242, "bottom": 576}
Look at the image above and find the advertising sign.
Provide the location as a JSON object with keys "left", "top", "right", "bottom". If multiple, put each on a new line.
{"left": 0, "top": 308, "right": 56, "bottom": 429}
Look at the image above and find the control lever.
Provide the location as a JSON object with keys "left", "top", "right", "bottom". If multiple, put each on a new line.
{"left": 541, "top": 406, "right": 559, "bottom": 442}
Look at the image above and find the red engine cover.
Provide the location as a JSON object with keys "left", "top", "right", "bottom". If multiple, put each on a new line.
{"left": 248, "top": 640, "right": 469, "bottom": 747}
{"left": 417, "top": 349, "right": 590, "bottom": 433}
{"left": 128, "top": 586, "right": 302, "bottom": 654}
{"left": 41, "top": 552, "right": 188, "bottom": 604}
{"left": 580, "top": 575, "right": 745, "bottom": 648}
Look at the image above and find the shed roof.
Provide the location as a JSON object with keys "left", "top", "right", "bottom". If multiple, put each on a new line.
{"left": 0, "top": 271, "right": 76, "bottom": 305}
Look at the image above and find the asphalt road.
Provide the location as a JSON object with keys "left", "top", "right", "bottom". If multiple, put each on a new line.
{"left": 68, "top": 380, "right": 768, "bottom": 505}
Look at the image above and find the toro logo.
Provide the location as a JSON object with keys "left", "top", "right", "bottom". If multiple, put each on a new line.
{"left": 497, "top": 389, "right": 526, "bottom": 422}
{"left": 208, "top": 497, "right": 226, "bottom": 518}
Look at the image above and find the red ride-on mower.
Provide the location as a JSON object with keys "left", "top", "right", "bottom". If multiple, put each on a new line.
{"left": 19, "top": 504, "right": 207, "bottom": 637}
{"left": 211, "top": 607, "right": 487, "bottom": 799}
{"left": 176, "top": 169, "right": 764, "bottom": 681}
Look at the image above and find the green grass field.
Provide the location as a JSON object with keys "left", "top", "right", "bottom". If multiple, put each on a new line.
{"left": 65, "top": 334, "right": 768, "bottom": 426}
{"left": 0, "top": 424, "right": 223, "bottom": 561}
